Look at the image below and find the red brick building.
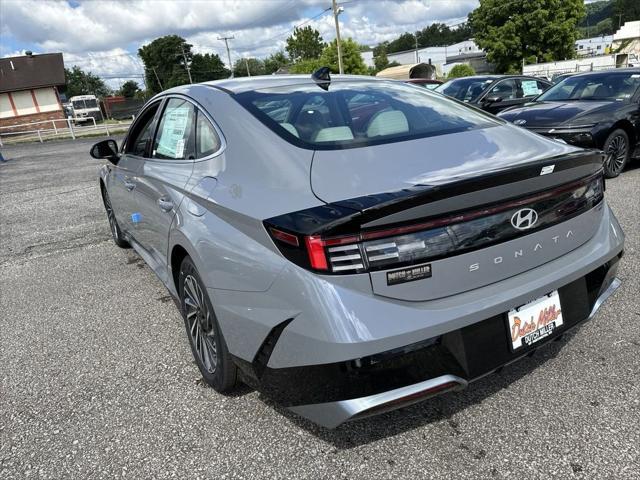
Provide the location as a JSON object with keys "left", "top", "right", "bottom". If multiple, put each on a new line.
{"left": 0, "top": 52, "right": 67, "bottom": 130}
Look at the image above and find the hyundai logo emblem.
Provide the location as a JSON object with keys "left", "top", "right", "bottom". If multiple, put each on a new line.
{"left": 514, "top": 119, "right": 527, "bottom": 126}
{"left": 511, "top": 208, "right": 538, "bottom": 230}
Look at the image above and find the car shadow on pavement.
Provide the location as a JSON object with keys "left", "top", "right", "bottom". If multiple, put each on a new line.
{"left": 259, "top": 331, "right": 576, "bottom": 448}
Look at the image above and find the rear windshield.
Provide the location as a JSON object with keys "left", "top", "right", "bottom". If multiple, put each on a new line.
{"left": 537, "top": 72, "right": 640, "bottom": 102}
{"left": 234, "top": 80, "right": 499, "bottom": 150}
{"left": 435, "top": 77, "right": 495, "bottom": 102}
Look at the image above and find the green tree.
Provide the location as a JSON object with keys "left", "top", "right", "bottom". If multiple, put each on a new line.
{"left": 612, "top": 0, "right": 640, "bottom": 27}
{"left": 264, "top": 50, "right": 289, "bottom": 75}
{"left": 386, "top": 32, "right": 417, "bottom": 54}
{"left": 232, "top": 58, "right": 265, "bottom": 77}
{"left": 447, "top": 64, "right": 476, "bottom": 79}
{"left": 382, "top": 23, "right": 474, "bottom": 55}
{"left": 319, "top": 38, "right": 368, "bottom": 75}
{"left": 64, "top": 66, "right": 111, "bottom": 98}
{"left": 288, "top": 58, "right": 324, "bottom": 74}
{"left": 373, "top": 44, "right": 390, "bottom": 72}
{"left": 138, "top": 35, "right": 192, "bottom": 93}
{"left": 286, "top": 26, "right": 325, "bottom": 61}
{"left": 190, "top": 53, "right": 229, "bottom": 82}
{"left": 469, "top": 0, "right": 585, "bottom": 73}
{"left": 117, "top": 80, "right": 140, "bottom": 98}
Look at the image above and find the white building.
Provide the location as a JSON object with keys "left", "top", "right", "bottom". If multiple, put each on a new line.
{"left": 575, "top": 36, "right": 613, "bottom": 57}
{"left": 361, "top": 50, "right": 374, "bottom": 68}
{"left": 386, "top": 40, "right": 481, "bottom": 66}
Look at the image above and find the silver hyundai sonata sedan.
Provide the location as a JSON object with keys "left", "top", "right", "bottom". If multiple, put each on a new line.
{"left": 90, "top": 72, "right": 624, "bottom": 428}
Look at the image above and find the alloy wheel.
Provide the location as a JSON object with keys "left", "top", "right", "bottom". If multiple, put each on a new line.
{"left": 605, "top": 134, "right": 627, "bottom": 175}
{"left": 183, "top": 274, "right": 218, "bottom": 373}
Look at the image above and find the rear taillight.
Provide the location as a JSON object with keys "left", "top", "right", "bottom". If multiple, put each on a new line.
{"left": 265, "top": 173, "right": 604, "bottom": 275}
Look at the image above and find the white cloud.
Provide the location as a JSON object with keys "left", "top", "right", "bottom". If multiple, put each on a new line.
{"left": 2, "top": 0, "right": 479, "bottom": 85}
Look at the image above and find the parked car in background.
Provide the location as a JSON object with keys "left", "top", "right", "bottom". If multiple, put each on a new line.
{"left": 552, "top": 72, "right": 576, "bottom": 84}
{"left": 435, "top": 75, "right": 553, "bottom": 114}
{"left": 406, "top": 78, "right": 442, "bottom": 90}
{"left": 90, "top": 73, "right": 623, "bottom": 428}
{"left": 498, "top": 69, "right": 640, "bottom": 178}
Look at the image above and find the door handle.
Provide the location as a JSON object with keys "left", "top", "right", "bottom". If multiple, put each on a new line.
{"left": 123, "top": 178, "right": 136, "bottom": 191}
{"left": 157, "top": 197, "right": 174, "bottom": 212}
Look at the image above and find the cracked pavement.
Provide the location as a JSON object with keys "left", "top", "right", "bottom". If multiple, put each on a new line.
{"left": 0, "top": 139, "right": 639, "bottom": 479}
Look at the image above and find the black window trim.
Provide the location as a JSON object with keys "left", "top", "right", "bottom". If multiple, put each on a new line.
{"left": 141, "top": 93, "right": 227, "bottom": 164}
{"left": 122, "top": 99, "right": 163, "bottom": 158}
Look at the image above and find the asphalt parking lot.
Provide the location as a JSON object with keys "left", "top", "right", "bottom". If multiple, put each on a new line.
{"left": 1, "top": 138, "right": 638, "bottom": 480}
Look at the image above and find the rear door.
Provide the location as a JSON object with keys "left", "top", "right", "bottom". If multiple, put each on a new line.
{"left": 107, "top": 100, "right": 161, "bottom": 238}
{"left": 135, "top": 97, "right": 197, "bottom": 280}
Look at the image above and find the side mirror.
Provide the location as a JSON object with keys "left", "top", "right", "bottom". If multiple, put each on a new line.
{"left": 90, "top": 139, "right": 119, "bottom": 164}
{"left": 484, "top": 95, "right": 502, "bottom": 104}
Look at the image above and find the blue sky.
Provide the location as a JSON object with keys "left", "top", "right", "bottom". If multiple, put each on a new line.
{"left": 1, "top": 0, "right": 479, "bottom": 87}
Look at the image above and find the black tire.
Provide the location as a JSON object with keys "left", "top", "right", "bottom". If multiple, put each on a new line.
{"left": 101, "top": 187, "right": 130, "bottom": 248}
{"left": 179, "top": 256, "right": 238, "bottom": 392}
{"left": 602, "top": 129, "right": 629, "bottom": 178}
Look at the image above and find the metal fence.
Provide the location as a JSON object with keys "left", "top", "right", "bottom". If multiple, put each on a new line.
{"left": 524, "top": 63, "right": 621, "bottom": 79}
{"left": 0, "top": 116, "right": 132, "bottom": 146}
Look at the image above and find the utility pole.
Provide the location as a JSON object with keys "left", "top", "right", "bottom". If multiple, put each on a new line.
{"left": 332, "top": 0, "right": 344, "bottom": 74}
{"left": 414, "top": 31, "right": 419, "bottom": 63}
{"left": 244, "top": 58, "right": 251, "bottom": 77}
{"left": 179, "top": 46, "right": 193, "bottom": 84}
{"left": 218, "top": 36, "right": 235, "bottom": 78}
{"left": 618, "top": 14, "right": 623, "bottom": 29}
{"left": 151, "top": 67, "right": 163, "bottom": 90}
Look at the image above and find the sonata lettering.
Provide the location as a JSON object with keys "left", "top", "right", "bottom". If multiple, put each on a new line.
{"left": 468, "top": 230, "right": 577, "bottom": 272}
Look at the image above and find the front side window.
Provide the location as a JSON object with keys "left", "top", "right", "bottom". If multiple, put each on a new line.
{"left": 125, "top": 101, "right": 160, "bottom": 156}
{"left": 435, "top": 77, "right": 494, "bottom": 102}
{"left": 538, "top": 72, "right": 640, "bottom": 101}
{"left": 488, "top": 79, "right": 519, "bottom": 100}
{"left": 153, "top": 98, "right": 196, "bottom": 160}
{"left": 236, "top": 81, "right": 499, "bottom": 150}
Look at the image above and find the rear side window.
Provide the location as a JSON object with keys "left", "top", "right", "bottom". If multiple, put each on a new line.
{"left": 196, "top": 111, "right": 221, "bottom": 158}
{"left": 153, "top": 98, "right": 196, "bottom": 160}
{"left": 521, "top": 79, "right": 546, "bottom": 97}
{"left": 236, "top": 81, "right": 498, "bottom": 150}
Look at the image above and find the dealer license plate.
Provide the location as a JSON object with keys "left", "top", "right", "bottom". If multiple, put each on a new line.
{"left": 507, "top": 290, "right": 563, "bottom": 351}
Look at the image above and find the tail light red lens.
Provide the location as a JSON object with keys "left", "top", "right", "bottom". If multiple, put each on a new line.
{"left": 265, "top": 173, "right": 604, "bottom": 275}
{"left": 304, "top": 236, "right": 329, "bottom": 270}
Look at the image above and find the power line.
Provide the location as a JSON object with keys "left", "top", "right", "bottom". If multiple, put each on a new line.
{"left": 238, "top": 6, "right": 332, "bottom": 53}
{"left": 218, "top": 36, "right": 235, "bottom": 76}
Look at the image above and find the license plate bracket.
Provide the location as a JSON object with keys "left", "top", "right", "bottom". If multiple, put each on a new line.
{"left": 507, "top": 290, "right": 563, "bottom": 351}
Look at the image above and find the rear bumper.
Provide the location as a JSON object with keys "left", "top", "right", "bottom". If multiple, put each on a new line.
{"left": 255, "top": 258, "right": 621, "bottom": 428}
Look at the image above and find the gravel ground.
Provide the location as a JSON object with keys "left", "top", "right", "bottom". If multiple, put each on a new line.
{"left": 1, "top": 139, "right": 638, "bottom": 480}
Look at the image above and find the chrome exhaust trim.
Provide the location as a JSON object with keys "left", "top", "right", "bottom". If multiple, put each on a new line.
{"left": 288, "top": 374, "right": 467, "bottom": 429}
{"left": 588, "top": 277, "right": 621, "bottom": 321}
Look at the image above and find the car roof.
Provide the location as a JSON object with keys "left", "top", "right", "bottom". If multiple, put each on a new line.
{"left": 563, "top": 67, "right": 640, "bottom": 78}
{"left": 201, "top": 74, "right": 385, "bottom": 94}
{"left": 445, "top": 74, "right": 547, "bottom": 82}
